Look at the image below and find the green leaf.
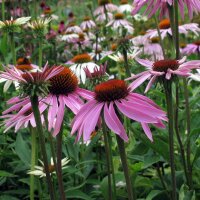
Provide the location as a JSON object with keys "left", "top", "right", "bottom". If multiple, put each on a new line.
{"left": 146, "top": 190, "right": 163, "bottom": 200}
{"left": 15, "top": 132, "right": 31, "bottom": 166}
{"left": 66, "top": 190, "right": 93, "bottom": 200}
{"left": 0, "top": 170, "right": 16, "bottom": 177}
{"left": 0, "top": 196, "right": 19, "bottom": 200}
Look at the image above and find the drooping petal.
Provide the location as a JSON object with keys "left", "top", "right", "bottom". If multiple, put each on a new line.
{"left": 141, "top": 123, "right": 153, "bottom": 142}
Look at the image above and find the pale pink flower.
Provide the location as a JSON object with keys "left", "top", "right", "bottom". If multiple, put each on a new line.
{"left": 96, "top": 12, "right": 113, "bottom": 23}
{"left": 80, "top": 17, "right": 96, "bottom": 30}
{"left": 65, "top": 23, "right": 82, "bottom": 34}
{"left": 127, "top": 57, "right": 200, "bottom": 93}
{"left": 147, "top": 19, "right": 200, "bottom": 39}
{"left": 94, "top": 1, "right": 118, "bottom": 16}
{"left": 119, "top": 0, "right": 133, "bottom": 13}
{"left": 106, "top": 13, "right": 134, "bottom": 34}
{"left": 181, "top": 41, "right": 200, "bottom": 55}
{"left": 71, "top": 79, "right": 167, "bottom": 142}
{"left": 131, "top": 0, "right": 200, "bottom": 19}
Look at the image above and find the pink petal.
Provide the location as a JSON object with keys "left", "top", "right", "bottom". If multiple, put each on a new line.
{"left": 141, "top": 123, "right": 153, "bottom": 142}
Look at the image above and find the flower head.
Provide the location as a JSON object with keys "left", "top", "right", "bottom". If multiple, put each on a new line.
{"left": 0, "top": 17, "right": 31, "bottom": 33}
{"left": 71, "top": 79, "right": 167, "bottom": 142}
{"left": 67, "top": 54, "right": 100, "bottom": 84}
{"left": 127, "top": 57, "right": 200, "bottom": 93}
{"left": 28, "top": 157, "right": 70, "bottom": 178}
{"left": 0, "top": 63, "right": 63, "bottom": 97}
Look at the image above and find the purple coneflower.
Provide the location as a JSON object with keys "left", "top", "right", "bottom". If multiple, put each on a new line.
{"left": 80, "top": 16, "right": 96, "bottom": 30}
{"left": 94, "top": 0, "right": 118, "bottom": 16}
{"left": 106, "top": 13, "right": 134, "bottom": 34}
{"left": 127, "top": 57, "right": 200, "bottom": 92}
{"left": 119, "top": 0, "right": 133, "bottom": 13}
{"left": 71, "top": 79, "right": 167, "bottom": 142}
{"left": 181, "top": 41, "right": 200, "bottom": 55}
{"left": 131, "top": 0, "right": 200, "bottom": 19}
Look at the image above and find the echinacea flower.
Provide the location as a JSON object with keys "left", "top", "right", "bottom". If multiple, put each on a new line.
{"left": 84, "top": 64, "right": 107, "bottom": 79}
{"left": 0, "top": 62, "right": 63, "bottom": 97}
{"left": 181, "top": 41, "right": 200, "bottom": 55}
{"left": 106, "top": 13, "right": 134, "bottom": 34}
{"left": 119, "top": 0, "right": 133, "bottom": 13}
{"left": 131, "top": 0, "right": 200, "bottom": 20}
{"left": 80, "top": 16, "right": 96, "bottom": 30}
{"left": 0, "top": 16, "right": 31, "bottom": 33}
{"left": 94, "top": 0, "right": 118, "bottom": 16}
{"left": 28, "top": 157, "right": 70, "bottom": 178}
{"left": 96, "top": 12, "right": 113, "bottom": 23}
{"left": 147, "top": 19, "right": 200, "bottom": 39}
{"left": 127, "top": 57, "right": 200, "bottom": 93}
{"left": 71, "top": 79, "right": 167, "bottom": 142}
{"left": 42, "top": 67, "right": 93, "bottom": 136}
{"left": 65, "top": 22, "right": 82, "bottom": 34}
{"left": 1, "top": 96, "right": 46, "bottom": 132}
{"left": 66, "top": 53, "right": 100, "bottom": 84}
{"left": 27, "top": 17, "right": 51, "bottom": 36}
{"left": 0, "top": 58, "right": 39, "bottom": 92}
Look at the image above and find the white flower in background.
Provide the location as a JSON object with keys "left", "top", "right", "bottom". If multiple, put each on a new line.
{"left": 189, "top": 69, "right": 200, "bottom": 82}
{"left": 27, "top": 157, "right": 70, "bottom": 178}
{"left": 65, "top": 23, "right": 82, "bottom": 34}
{"left": 60, "top": 33, "right": 79, "bottom": 42}
{"left": 133, "top": 13, "right": 148, "bottom": 21}
{"left": 0, "top": 17, "right": 31, "bottom": 32}
{"left": 66, "top": 53, "right": 100, "bottom": 84}
{"left": 119, "top": 0, "right": 133, "bottom": 13}
{"left": 108, "top": 48, "right": 141, "bottom": 63}
{"left": 116, "top": 181, "right": 126, "bottom": 188}
{"left": 27, "top": 17, "right": 51, "bottom": 30}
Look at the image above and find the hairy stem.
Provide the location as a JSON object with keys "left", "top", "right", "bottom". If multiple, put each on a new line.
{"left": 30, "top": 95, "right": 56, "bottom": 200}
{"left": 116, "top": 136, "right": 135, "bottom": 200}
{"left": 164, "top": 81, "right": 177, "bottom": 200}
{"left": 10, "top": 33, "right": 16, "bottom": 65}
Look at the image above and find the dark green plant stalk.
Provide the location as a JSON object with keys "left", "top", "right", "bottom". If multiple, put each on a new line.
{"left": 30, "top": 95, "right": 56, "bottom": 200}
{"left": 154, "top": 16, "right": 166, "bottom": 59}
{"left": 2, "top": 0, "right": 5, "bottom": 21}
{"left": 10, "top": 33, "right": 16, "bottom": 65}
{"left": 174, "top": 0, "right": 193, "bottom": 189}
{"left": 30, "top": 126, "right": 37, "bottom": 200}
{"left": 108, "top": 134, "right": 117, "bottom": 200}
{"left": 56, "top": 126, "right": 67, "bottom": 200}
{"left": 102, "top": 120, "right": 113, "bottom": 200}
{"left": 39, "top": 40, "right": 43, "bottom": 68}
{"left": 122, "top": 49, "right": 131, "bottom": 78}
{"left": 116, "top": 136, "right": 135, "bottom": 200}
{"left": 164, "top": 81, "right": 177, "bottom": 200}
{"left": 174, "top": 84, "right": 190, "bottom": 186}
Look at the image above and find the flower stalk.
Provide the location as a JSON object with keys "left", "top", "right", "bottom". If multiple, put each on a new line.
{"left": 30, "top": 126, "right": 37, "bottom": 200}
{"left": 116, "top": 135, "right": 135, "bottom": 200}
{"left": 174, "top": 0, "right": 193, "bottom": 189}
{"left": 56, "top": 125, "right": 67, "bottom": 200}
{"left": 102, "top": 117, "right": 113, "bottom": 200}
{"left": 39, "top": 40, "right": 43, "bottom": 68}
{"left": 164, "top": 81, "right": 177, "bottom": 200}
{"left": 10, "top": 33, "right": 16, "bottom": 65}
{"left": 2, "top": 0, "right": 5, "bottom": 21}
{"left": 30, "top": 95, "right": 56, "bottom": 200}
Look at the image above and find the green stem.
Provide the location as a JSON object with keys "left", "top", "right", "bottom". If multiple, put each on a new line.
{"left": 116, "top": 136, "right": 135, "bottom": 200}
{"left": 183, "top": 78, "right": 193, "bottom": 189}
{"left": 108, "top": 134, "right": 117, "bottom": 200}
{"left": 2, "top": 0, "right": 5, "bottom": 21}
{"left": 102, "top": 119, "right": 113, "bottom": 200}
{"left": 39, "top": 40, "right": 43, "bottom": 68}
{"left": 154, "top": 16, "right": 166, "bottom": 59}
{"left": 174, "top": 84, "right": 190, "bottom": 186}
{"left": 164, "top": 81, "right": 177, "bottom": 200}
{"left": 56, "top": 127, "right": 67, "bottom": 200}
{"left": 122, "top": 49, "right": 131, "bottom": 78}
{"left": 10, "top": 33, "right": 16, "bottom": 65}
{"left": 174, "top": 0, "right": 193, "bottom": 189}
{"left": 30, "top": 127, "right": 37, "bottom": 200}
{"left": 30, "top": 95, "right": 56, "bottom": 200}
